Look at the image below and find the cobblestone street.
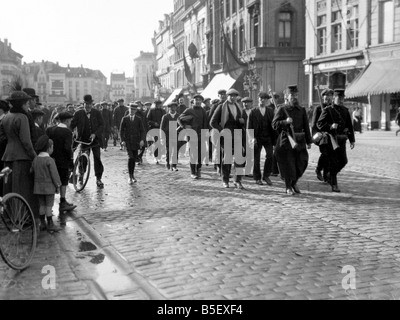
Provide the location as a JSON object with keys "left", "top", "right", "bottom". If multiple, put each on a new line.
{"left": 1, "top": 130, "right": 399, "bottom": 300}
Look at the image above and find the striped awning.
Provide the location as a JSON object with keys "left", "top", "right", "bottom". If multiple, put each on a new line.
{"left": 345, "top": 59, "right": 400, "bottom": 98}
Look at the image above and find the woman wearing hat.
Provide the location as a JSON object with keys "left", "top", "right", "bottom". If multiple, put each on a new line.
{"left": 0, "top": 100, "right": 10, "bottom": 196}
{"left": 0, "top": 91, "right": 39, "bottom": 226}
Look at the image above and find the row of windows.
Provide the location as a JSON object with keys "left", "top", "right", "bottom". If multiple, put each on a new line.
{"left": 220, "top": 0, "right": 245, "bottom": 19}
{"left": 317, "top": 4, "right": 360, "bottom": 54}
{"left": 316, "top": 0, "right": 395, "bottom": 56}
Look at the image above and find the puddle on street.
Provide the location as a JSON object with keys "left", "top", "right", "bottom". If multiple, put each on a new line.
{"left": 90, "top": 253, "right": 105, "bottom": 265}
{"left": 79, "top": 241, "right": 97, "bottom": 252}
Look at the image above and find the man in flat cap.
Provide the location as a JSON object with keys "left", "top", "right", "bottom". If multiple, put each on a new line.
{"left": 317, "top": 88, "right": 355, "bottom": 192}
{"left": 135, "top": 101, "right": 149, "bottom": 165}
{"left": 272, "top": 84, "right": 312, "bottom": 195}
{"left": 210, "top": 88, "right": 246, "bottom": 189}
{"left": 311, "top": 87, "right": 334, "bottom": 183}
{"left": 120, "top": 103, "right": 146, "bottom": 184}
{"left": 248, "top": 92, "right": 277, "bottom": 186}
{"left": 203, "top": 98, "right": 212, "bottom": 113}
{"left": 178, "top": 94, "right": 208, "bottom": 179}
{"left": 147, "top": 100, "right": 166, "bottom": 164}
{"left": 160, "top": 102, "right": 180, "bottom": 171}
{"left": 208, "top": 90, "right": 228, "bottom": 175}
{"left": 71, "top": 94, "right": 105, "bottom": 188}
{"left": 113, "top": 98, "right": 128, "bottom": 149}
{"left": 46, "top": 112, "right": 76, "bottom": 212}
{"left": 100, "top": 101, "right": 112, "bottom": 151}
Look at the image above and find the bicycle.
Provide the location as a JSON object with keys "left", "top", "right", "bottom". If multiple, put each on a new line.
{"left": 0, "top": 167, "right": 37, "bottom": 270}
{"left": 71, "top": 139, "right": 98, "bottom": 192}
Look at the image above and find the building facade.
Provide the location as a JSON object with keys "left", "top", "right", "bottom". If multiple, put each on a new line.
{"left": 133, "top": 51, "right": 157, "bottom": 101}
{"left": 0, "top": 38, "right": 24, "bottom": 99}
{"left": 154, "top": 13, "right": 175, "bottom": 101}
{"left": 23, "top": 61, "right": 107, "bottom": 105}
{"left": 304, "top": 0, "right": 400, "bottom": 130}
{"left": 156, "top": 0, "right": 306, "bottom": 105}
{"left": 110, "top": 72, "right": 126, "bottom": 102}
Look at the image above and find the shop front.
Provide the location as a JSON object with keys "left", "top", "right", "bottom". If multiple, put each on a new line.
{"left": 346, "top": 57, "right": 400, "bottom": 131}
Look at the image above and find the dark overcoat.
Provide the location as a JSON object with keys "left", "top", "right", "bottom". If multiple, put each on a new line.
{"left": 120, "top": 115, "right": 146, "bottom": 151}
{"left": 272, "top": 104, "right": 312, "bottom": 182}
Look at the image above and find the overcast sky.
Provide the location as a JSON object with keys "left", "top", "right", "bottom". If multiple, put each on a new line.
{"left": 0, "top": 0, "right": 174, "bottom": 82}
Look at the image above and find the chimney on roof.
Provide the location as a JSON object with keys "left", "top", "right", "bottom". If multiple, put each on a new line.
{"left": 56, "top": 61, "right": 59, "bottom": 66}
{"left": 4, "top": 38, "right": 8, "bottom": 46}
{"left": 81, "top": 64, "right": 83, "bottom": 68}
{"left": 8, "top": 42, "right": 11, "bottom": 48}
{"left": 68, "top": 64, "right": 70, "bottom": 68}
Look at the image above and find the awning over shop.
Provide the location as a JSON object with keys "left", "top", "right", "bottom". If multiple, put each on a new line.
{"left": 201, "top": 73, "right": 237, "bottom": 100}
{"left": 163, "top": 88, "right": 182, "bottom": 106}
{"left": 345, "top": 59, "right": 400, "bottom": 98}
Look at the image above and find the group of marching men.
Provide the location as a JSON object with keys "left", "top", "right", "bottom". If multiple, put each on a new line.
{"left": 117, "top": 84, "right": 355, "bottom": 195}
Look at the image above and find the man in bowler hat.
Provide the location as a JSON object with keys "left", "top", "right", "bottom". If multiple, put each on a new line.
{"left": 71, "top": 94, "right": 105, "bottom": 188}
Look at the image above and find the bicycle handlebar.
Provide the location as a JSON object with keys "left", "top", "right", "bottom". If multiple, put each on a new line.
{"left": 74, "top": 139, "right": 94, "bottom": 146}
{"left": 0, "top": 167, "right": 12, "bottom": 183}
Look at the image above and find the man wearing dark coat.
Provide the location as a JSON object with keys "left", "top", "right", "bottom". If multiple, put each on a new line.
{"left": 113, "top": 99, "right": 128, "bottom": 149}
{"left": 272, "top": 85, "right": 312, "bottom": 195}
{"left": 120, "top": 103, "right": 145, "bottom": 184}
{"left": 177, "top": 96, "right": 187, "bottom": 115}
{"left": 147, "top": 100, "right": 166, "bottom": 164}
{"left": 31, "top": 109, "right": 46, "bottom": 147}
{"left": 311, "top": 88, "right": 333, "bottom": 183}
{"left": 160, "top": 102, "right": 180, "bottom": 171}
{"left": 135, "top": 101, "right": 149, "bottom": 165}
{"left": 178, "top": 94, "right": 209, "bottom": 179}
{"left": 317, "top": 89, "right": 355, "bottom": 192}
{"left": 101, "top": 102, "right": 113, "bottom": 151}
{"left": 70, "top": 94, "right": 105, "bottom": 188}
{"left": 247, "top": 92, "right": 277, "bottom": 186}
{"left": 210, "top": 89, "right": 246, "bottom": 189}
{"left": 208, "top": 90, "right": 228, "bottom": 175}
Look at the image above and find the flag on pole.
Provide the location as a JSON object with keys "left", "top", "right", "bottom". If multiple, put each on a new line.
{"left": 184, "top": 52, "right": 197, "bottom": 93}
{"left": 222, "top": 28, "right": 247, "bottom": 79}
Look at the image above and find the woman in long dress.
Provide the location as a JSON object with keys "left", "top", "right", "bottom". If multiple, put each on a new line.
{"left": 0, "top": 91, "right": 38, "bottom": 224}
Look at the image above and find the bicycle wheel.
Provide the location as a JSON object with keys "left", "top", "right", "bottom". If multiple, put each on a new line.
{"left": 0, "top": 193, "right": 37, "bottom": 270}
{"left": 72, "top": 153, "right": 91, "bottom": 192}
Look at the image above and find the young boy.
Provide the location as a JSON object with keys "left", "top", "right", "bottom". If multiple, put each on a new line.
{"left": 46, "top": 112, "right": 77, "bottom": 212}
{"left": 31, "top": 135, "right": 62, "bottom": 232}
{"left": 120, "top": 103, "right": 146, "bottom": 184}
